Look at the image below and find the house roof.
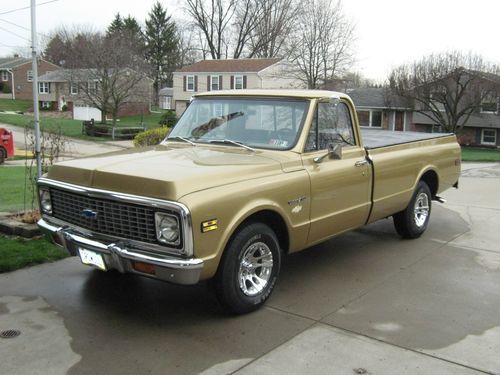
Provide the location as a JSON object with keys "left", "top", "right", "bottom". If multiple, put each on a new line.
{"left": 177, "top": 58, "right": 282, "bottom": 73}
{"left": 413, "top": 112, "right": 500, "bottom": 129}
{"left": 347, "top": 87, "right": 411, "bottom": 109}
{"left": 159, "top": 87, "right": 173, "bottom": 96}
{"left": 0, "top": 57, "right": 31, "bottom": 69}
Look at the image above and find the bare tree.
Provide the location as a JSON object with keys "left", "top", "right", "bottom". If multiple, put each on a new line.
{"left": 185, "top": 0, "right": 236, "bottom": 59}
{"left": 248, "top": 0, "right": 299, "bottom": 58}
{"left": 389, "top": 51, "right": 500, "bottom": 133}
{"left": 287, "top": 0, "right": 355, "bottom": 89}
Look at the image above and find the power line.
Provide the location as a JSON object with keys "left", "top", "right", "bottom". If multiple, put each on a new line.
{"left": 0, "top": 17, "right": 50, "bottom": 38}
{"left": 0, "top": 0, "right": 60, "bottom": 17}
{"left": 0, "top": 25, "right": 31, "bottom": 42}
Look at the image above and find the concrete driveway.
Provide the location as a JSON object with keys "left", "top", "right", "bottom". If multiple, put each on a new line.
{"left": 1, "top": 163, "right": 499, "bottom": 375}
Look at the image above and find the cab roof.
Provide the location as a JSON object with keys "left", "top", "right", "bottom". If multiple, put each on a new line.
{"left": 194, "top": 89, "right": 349, "bottom": 100}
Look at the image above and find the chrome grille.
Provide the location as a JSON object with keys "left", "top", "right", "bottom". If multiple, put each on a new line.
{"left": 50, "top": 188, "right": 175, "bottom": 245}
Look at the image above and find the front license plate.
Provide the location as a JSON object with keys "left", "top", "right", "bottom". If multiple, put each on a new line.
{"left": 78, "top": 248, "right": 106, "bottom": 271}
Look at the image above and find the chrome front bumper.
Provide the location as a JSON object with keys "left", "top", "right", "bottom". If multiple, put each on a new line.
{"left": 38, "top": 218, "right": 203, "bottom": 285}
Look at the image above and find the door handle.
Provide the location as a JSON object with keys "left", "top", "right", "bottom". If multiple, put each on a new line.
{"left": 354, "top": 160, "right": 369, "bottom": 167}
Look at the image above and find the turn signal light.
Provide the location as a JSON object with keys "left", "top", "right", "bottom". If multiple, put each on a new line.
{"left": 132, "top": 262, "right": 156, "bottom": 275}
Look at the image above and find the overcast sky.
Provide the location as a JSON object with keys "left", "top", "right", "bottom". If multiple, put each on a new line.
{"left": 1, "top": 0, "right": 499, "bottom": 81}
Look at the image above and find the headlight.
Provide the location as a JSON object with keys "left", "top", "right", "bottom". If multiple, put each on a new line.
{"left": 155, "top": 212, "right": 180, "bottom": 246}
{"left": 39, "top": 188, "right": 52, "bottom": 214}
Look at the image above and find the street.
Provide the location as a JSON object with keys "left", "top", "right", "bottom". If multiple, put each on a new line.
{"left": 0, "top": 163, "right": 499, "bottom": 374}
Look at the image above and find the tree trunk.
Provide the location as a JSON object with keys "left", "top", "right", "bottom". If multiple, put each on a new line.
{"left": 101, "top": 111, "right": 107, "bottom": 125}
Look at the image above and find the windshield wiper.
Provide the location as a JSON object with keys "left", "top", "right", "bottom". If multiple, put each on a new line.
{"left": 166, "top": 136, "right": 197, "bottom": 146}
{"left": 208, "top": 139, "right": 255, "bottom": 152}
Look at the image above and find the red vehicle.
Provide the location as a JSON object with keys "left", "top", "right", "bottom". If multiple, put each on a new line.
{"left": 0, "top": 128, "right": 14, "bottom": 164}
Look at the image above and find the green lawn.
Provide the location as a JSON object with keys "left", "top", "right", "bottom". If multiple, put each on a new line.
{"left": 461, "top": 147, "right": 500, "bottom": 162}
{"left": 0, "top": 234, "right": 68, "bottom": 273}
{"left": 0, "top": 166, "right": 34, "bottom": 213}
{"left": 0, "top": 110, "right": 166, "bottom": 140}
{"left": 0, "top": 99, "right": 33, "bottom": 112}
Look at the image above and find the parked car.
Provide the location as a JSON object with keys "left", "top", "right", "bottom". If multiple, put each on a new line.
{"left": 0, "top": 127, "right": 14, "bottom": 164}
{"left": 37, "top": 90, "right": 461, "bottom": 313}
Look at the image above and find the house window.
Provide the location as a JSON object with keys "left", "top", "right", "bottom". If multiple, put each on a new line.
{"left": 234, "top": 75, "right": 243, "bottom": 90}
{"left": 70, "top": 83, "right": 78, "bottom": 95}
{"left": 481, "top": 129, "right": 497, "bottom": 145}
{"left": 211, "top": 75, "right": 220, "bottom": 91}
{"left": 481, "top": 94, "right": 498, "bottom": 113}
{"left": 87, "top": 81, "right": 98, "bottom": 94}
{"left": 27, "top": 70, "right": 33, "bottom": 82}
{"left": 213, "top": 103, "right": 224, "bottom": 117}
{"left": 371, "top": 111, "right": 382, "bottom": 127}
{"left": 41, "top": 101, "right": 51, "bottom": 109}
{"left": 1, "top": 71, "right": 8, "bottom": 81}
{"left": 357, "top": 110, "right": 382, "bottom": 127}
{"left": 186, "top": 75, "right": 195, "bottom": 91}
{"left": 38, "top": 82, "right": 50, "bottom": 94}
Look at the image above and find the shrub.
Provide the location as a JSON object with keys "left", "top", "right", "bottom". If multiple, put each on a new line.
{"left": 1, "top": 84, "right": 12, "bottom": 94}
{"left": 158, "top": 110, "right": 177, "bottom": 127}
{"left": 134, "top": 127, "right": 171, "bottom": 147}
{"left": 61, "top": 104, "right": 68, "bottom": 111}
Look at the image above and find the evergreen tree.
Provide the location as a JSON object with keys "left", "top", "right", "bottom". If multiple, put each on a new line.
{"left": 107, "top": 13, "right": 124, "bottom": 36}
{"left": 144, "top": 1, "right": 179, "bottom": 98}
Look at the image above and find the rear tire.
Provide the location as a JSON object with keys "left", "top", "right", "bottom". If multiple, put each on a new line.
{"left": 214, "top": 222, "right": 281, "bottom": 314}
{"left": 393, "top": 181, "right": 432, "bottom": 239}
{"left": 0, "top": 148, "right": 5, "bottom": 164}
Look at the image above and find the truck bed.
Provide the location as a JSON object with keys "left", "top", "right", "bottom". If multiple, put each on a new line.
{"left": 361, "top": 128, "right": 453, "bottom": 149}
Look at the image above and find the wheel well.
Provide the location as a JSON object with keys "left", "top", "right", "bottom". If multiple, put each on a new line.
{"left": 238, "top": 210, "right": 290, "bottom": 254}
{"left": 420, "top": 170, "right": 438, "bottom": 197}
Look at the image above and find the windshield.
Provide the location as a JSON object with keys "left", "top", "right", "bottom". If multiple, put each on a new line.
{"left": 167, "top": 97, "right": 309, "bottom": 150}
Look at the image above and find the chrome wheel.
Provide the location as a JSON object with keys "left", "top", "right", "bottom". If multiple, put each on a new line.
{"left": 238, "top": 241, "right": 274, "bottom": 296}
{"left": 414, "top": 192, "right": 430, "bottom": 228}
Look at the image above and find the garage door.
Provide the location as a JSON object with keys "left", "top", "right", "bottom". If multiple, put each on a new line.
{"left": 73, "top": 105, "right": 101, "bottom": 121}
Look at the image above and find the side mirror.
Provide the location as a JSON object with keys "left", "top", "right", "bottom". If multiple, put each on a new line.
{"left": 329, "top": 142, "right": 342, "bottom": 160}
{"left": 313, "top": 141, "right": 343, "bottom": 163}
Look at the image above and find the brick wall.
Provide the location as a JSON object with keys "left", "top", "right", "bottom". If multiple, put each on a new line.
{"left": 456, "top": 127, "right": 478, "bottom": 146}
{"left": 12, "top": 60, "right": 60, "bottom": 100}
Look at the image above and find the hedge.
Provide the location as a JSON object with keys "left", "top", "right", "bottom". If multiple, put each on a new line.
{"left": 134, "top": 127, "right": 171, "bottom": 147}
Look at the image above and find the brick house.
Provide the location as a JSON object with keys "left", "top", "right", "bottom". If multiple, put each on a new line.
{"left": 37, "top": 69, "right": 153, "bottom": 119}
{"left": 0, "top": 56, "right": 60, "bottom": 100}
{"left": 172, "top": 58, "right": 304, "bottom": 116}
{"left": 348, "top": 87, "right": 500, "bottom": 147}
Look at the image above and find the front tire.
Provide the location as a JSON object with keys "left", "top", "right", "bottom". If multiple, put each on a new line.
{"left": 393, "top": 181, "right": 432, "bottom": 239}
{"left": 214, "top": 222, "right": 281, "bottom": 314}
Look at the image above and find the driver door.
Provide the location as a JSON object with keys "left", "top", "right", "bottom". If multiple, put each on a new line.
{"left": 302, "top": 100, "right": 372, "bottom": 244}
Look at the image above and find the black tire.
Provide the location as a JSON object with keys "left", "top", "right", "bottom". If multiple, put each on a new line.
{"left": 393, "top": 181, "right": 432, "bottom": 239}
{"left": 214, "top": 222, "right": 281, "bottom": 314}
{"left": 0, "top": 148, "right": 5, "bottom": 164}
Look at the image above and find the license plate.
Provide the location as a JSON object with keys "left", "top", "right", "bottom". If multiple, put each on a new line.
{"left": 78, "top": 248, "right": 106, "bottom": 271}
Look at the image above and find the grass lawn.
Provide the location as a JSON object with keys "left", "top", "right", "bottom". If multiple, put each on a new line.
{"left": 0, "top": 166, "right": 37, "bottom": 213}
{"left": 0, "top": 110, "right": 166, "bottom": 141}
{"left": 0, "top": 234, "right": 68, "bottom": 273}
{"left": 461, "top": 147, "right": 500, "bottom": 162}
{"left": 0, "top": 99, "right": 33, "bottom": 112}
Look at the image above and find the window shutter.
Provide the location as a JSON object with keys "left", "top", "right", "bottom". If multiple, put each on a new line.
{"left": 219, "top": 75, "right": 223, "bottom": 90}
{"left": 243, "top": 75, "right": 247, "bottom": 89}
{"left": 183, "top": 76, "right": 186, "bottom": 92}
{"left": 207, "top": 75, "right": 211, "bottom": 91}
{"left": 230, "top": 75, "right": 234, "bottom": 89}
{"left": 194, "top": 76, "right": 198, "bottom": 91}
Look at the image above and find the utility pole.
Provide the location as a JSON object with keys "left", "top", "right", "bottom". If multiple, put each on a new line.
{"left": 31, "top": 0, "right": 42, "bottom": 179}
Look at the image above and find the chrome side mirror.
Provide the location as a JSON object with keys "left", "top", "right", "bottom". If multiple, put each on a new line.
{"left": 313, "top": 141, "right": 343, "bottom": 163}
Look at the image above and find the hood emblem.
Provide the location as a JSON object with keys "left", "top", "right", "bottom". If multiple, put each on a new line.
{"left": 82, "top": 209, "right": 98, "bottom": 219}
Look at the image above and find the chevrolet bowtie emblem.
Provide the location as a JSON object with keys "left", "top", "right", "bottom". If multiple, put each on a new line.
{"left": 82, "top": 209, "right": 98, "bottom": 219}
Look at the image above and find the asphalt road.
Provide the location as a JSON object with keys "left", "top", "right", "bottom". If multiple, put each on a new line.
{"left": 0, "top": 163, "right": 499, "bottom": 374}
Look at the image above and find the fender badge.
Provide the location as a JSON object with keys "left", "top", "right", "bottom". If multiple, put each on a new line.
{"left": 288, "top": 196, "right": 307, "bottom": 206}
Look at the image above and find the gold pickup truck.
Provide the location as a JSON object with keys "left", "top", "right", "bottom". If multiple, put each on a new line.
{"left": 37, "top": 90, "right": 461, "bottom": 313}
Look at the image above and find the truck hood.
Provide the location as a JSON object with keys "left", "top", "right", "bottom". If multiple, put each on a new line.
{"left": 46, "top": 145, "right": 302, "bottom": 200}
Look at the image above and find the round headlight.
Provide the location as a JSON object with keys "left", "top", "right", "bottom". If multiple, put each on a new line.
{"left": 39, "top": 189, "right": 52, "bottom": 214}
{"left": 156, "top": 214, "right": 179, "bottom": 244}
